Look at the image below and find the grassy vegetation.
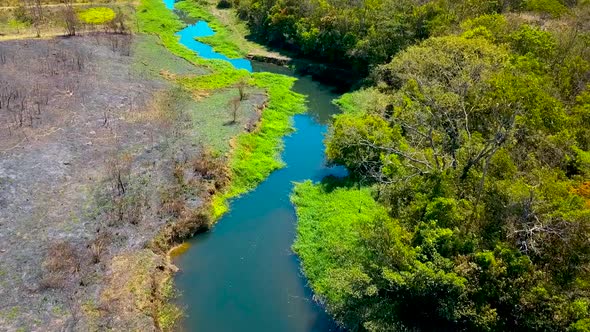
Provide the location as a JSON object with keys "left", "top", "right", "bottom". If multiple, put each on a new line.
{"left": 131, "top": 34, "right": 207, "bottom": 78}
{"left": 175, "top": 0, "right": 245, "bottom": 59}
{"left": 78, "top": 7, "right": 116, "bottom": 24}
{"left": 137, "top": 0, "right": 244, "bottom": 82}
{"left": 137, "top": 0, "right": 307, "bottom": 218}
{"left": 101, "top": 250, "right": 182, "bottom": 331}
{"left": 291, "top": 180, "right": 394, "bottom": 309}
{"left": 185, "top": 87, "right": 263, "bottom": 152}
{"left": 0, "top": 2, "right": 136, "bottom": 39}
{"left": 176, "top": 67, "right": 248, "bottom": 90}
{"left": 213, "top": 72, "right": 306, "bottom": 216}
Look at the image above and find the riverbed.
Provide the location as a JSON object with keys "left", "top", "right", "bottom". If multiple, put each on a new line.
{"left": 165, "top": 2, "right": 346, "bottom": 330}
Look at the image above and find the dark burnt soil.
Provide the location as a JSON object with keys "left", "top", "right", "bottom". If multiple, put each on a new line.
{"left": 0, "top": 34, "right": 266, "bottom": 331}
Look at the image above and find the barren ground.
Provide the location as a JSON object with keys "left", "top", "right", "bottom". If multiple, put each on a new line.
{"left": 0, "top": 33, "right": 265, "bottom": 331}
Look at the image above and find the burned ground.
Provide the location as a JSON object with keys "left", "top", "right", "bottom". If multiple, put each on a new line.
{"left": 0, "top": 34, "right": 267, "bottom": 331}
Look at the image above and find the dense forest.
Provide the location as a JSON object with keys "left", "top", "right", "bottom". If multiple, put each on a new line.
{"left": 234, "top": 0, "right": 588, "bottom": 75}
{"left": 239, "top": 0, "right": 590, "bottom": 330}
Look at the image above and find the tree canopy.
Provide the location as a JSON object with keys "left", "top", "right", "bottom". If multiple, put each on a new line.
{"left": 291, "top": 1, "right": 590, "bottom": 330}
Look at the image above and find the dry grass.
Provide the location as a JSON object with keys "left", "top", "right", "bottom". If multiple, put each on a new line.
{"left": 100, "top": 249, "right": 180, "bottom": 331}
{"left": 41, "top": 241, "right": 81, "bottom": 289}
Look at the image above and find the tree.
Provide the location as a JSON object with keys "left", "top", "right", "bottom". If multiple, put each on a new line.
{"left": 61, "top": 0, "right": 78, "bottom": 36}
{"left": 228, "top": 97, "right": 240, "bottom": 124}
{"left": 237, "top": 78, "right": 248, "bottom": 101}
{"left": 27, "top": 0, "right": 43, "bottom": 38}
{"left": 321, "top": 32, "right": 590, "bottom": 330}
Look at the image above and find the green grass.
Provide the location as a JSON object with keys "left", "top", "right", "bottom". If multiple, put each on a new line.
{"left": 137, "top": 0, "right": 307, "bottom": 218}
{"left": 186, "top": 87, "right": 265, "bottom": 153}
{"left": 138, "top": 0, "right": 249, "bottom": 86}
{"left": 212, "top": 73, "right": 306, "bottom": 216}
{"left": 291, "top": 180, "right": 390, "bottom": 308}
{"left": 175, "top": 0, "right": 246, "bottom": 59}
{"left": 132, "top": 35, "right": 207, "bottom": 78}
{"left": 177, "top": 68, "right": 249, "bottom": 90}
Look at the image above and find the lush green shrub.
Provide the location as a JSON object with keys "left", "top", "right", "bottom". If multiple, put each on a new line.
{"left": 78, "top": 7, "right": 116, "bottom": 25}
{"left": 524, "top": 0, "right": 568, "bottom": 16}
{"left": 296, "top": 27, "right": 590, "bottom": 330}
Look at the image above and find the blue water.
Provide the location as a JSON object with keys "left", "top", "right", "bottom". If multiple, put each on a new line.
{"left": 177, "top": 21, "right": 253, "bottom": 72}
{"left": 167, "top": 1, "right": 345, "bottom": 330}
{"left": 168, "top": 0, "right": 252, "bottom": 72}
{"left": 163, "top": 0, "right": 175, "bottom": 9}
{"left": 175, "top": 114, "right": 346, "bottom": 331}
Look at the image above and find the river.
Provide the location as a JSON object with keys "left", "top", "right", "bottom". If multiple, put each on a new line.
{"left": 164, "top": 1, "right": 346, "bottom": 331}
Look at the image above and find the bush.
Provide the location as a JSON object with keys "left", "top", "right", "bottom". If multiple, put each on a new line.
{"left": 78, "top": 7, "right": 116, "bottom": 25}
{"left": 524, "top": 0, "right": 568, "bottom": 17}
{"left": 13, "top": 6, "right": 33, "bottom": 24}
{"left": 216, "top": 0, "right": 232, "bottom": 9}
{"left": 41, "top": 241, "right": 80, "bottom": 289}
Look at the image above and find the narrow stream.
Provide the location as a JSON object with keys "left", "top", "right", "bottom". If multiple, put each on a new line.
{"left": 164, "top": 2, "right": 346, "bottom": 330}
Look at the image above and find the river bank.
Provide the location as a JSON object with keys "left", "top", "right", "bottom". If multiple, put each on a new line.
{"left": 150, "top": 0, "right": 354, "bottom": 330}
{"left": 0, "top": 32, "right": 214, "bottom": 331}
{"left": 0, "top": 0, "right": 307, "bottom": 329}
{"left": 0, "top": 0, "right": 347, "bottom": 329}
{"left": 137, "top": 0, "right": 342, "bottom": 330}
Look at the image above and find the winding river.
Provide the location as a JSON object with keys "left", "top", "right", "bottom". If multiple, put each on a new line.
{"left": 164, "top": 1, "right": 345, "bottom": 330}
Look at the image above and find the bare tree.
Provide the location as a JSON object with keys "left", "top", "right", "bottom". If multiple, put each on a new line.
{"left": 228, "top": 97, "right": 240, "bottom": 124}
{"left": 0, "top": 46, "right": 6, "bottom": 65}
{"left": 108, "top": 8, "right": 130, "bottom": 35}
{"left": 27, "top": 0, "right": 43, "bottom": 38}
{"left": 106, "top": 34, "right": 132, "bottom": 56}
{"left": 237, "top": 78, "right": 248, "bottom": 101}
{"left": 61, "top": 0, "right": 78, "bottom": 36}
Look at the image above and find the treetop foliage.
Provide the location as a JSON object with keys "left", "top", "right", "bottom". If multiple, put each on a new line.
{"left": 280, "top": 0, "right": 590, "bottom": 330}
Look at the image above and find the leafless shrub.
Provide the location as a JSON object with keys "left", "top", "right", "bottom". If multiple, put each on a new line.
{"left": 106, "top": 152, "right": 145, "bottom": 226}
{"left": 26, "top": 0, "right": 43, "bottom": 38}
{"left": 0, "top": 81, "right": 40, "bottom": 129}
{"left": 237, "top": 78, "right": 248, "bottom": 101}
{"left": 107, "top": 153, "right": 132, "bottom": 197}
{"left": 89, "top": 231, "right": 112, "bottom": 264}
{"left": 31, "top": 83, "right": 49, "bottom": 118}
{"left": 227, "top": 96, "right": 240, "bottom": 124}
{"left": 61, "top": 0, "right": 78, "bottom": 36}
{"left": 106, "top": 34, "right": 132, "bottom": 56}
{"left": 107, "top": 8, "right": 130, "bottom": 35}
{"left": 41, "top": 241, "right": 80, "bottom": 289}
{"left": 0, "top": 80, "right": 18, "bottom": 111}
{"left": 191, "top": 147, "right": 231, "bottom": 191}
{"left": 0, "top": 46, "right": 7, "bottom": 65}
